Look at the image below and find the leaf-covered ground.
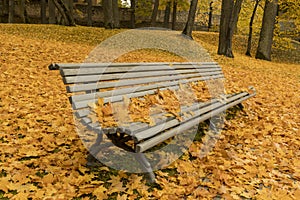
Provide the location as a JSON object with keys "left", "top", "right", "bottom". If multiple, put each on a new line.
{"left": 0, "top": 24, "right": 299, "bottom": 199}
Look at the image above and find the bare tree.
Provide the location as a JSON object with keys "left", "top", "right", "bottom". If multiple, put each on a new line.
{"left": 217, "top": 0, "right": 243, "bottom": 58}
{"left": 112, "top": 0, "right": 120, "bottom": 28}
{"left": 151, "top": 0, "right": 159, "bottom": 26}
{"left": 130, "top": 0, "right": 136, "bottom": 28}
{"left": 172, "top": 0, "right": 177, "bottom": 30}
{"left": 103, "top": 0, "right": 112, "bottom": 28}
{"left": 0, "top": 0, "right": 4, "bottom": 23}
{"left": 182, "top": 0, "right": 198, "bottom": 39}
{"left": 8, "top": 0, "right": 14, "bottom": 23}
{"left": 87, "top": 0, "right": 92, "bottom": 26}
{"left": 1, "top": 0, "right": 9, "bottom": 21}
{"left": 18, "top": 0, "right": 26, "bottom": 23}
{"left": 41, "top": 0, "right": 47, "bottom": 24}
{"left": 49, "top": 0, "right": 56, "bottom": 24}
{"left": 208, "top": 1, "right": 213, "bottom": 29}
{"left": 51, "top": 0, "right": 75, "bottom": 26}
{"left": 103, "top": 0, "right": 120, "bottom": 29}
{"left": 255, "top": 0, "right": 278, "bottom": 61}
{"left": 164, "top": 1, "right": 171, "bottom": 28}
{"left": 246, "top": 0, "right": 260, "bottom": 56}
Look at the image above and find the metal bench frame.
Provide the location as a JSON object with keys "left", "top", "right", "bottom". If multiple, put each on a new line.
{"left": 49, "top": 62, "right": 255, "bottom": 182}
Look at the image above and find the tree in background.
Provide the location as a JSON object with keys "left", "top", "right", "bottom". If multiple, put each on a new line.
{"left": 19, "top": 0, "right": 27, "bottom": 23}
{"left": 245, "top": 0, "right": 261, "bottom": 56}
{"left": 41, "top": 0, "right": 47, "bottom": 24}
{"left": 163, "top": 1, "right": 171, "bottom": 28}
{"left": 112, "top": 0, "right": 120, "bottom": 28}
{"left": 48, "top": 0, "right": 56, "bottom": 24}
{"left": 182, "top": 0, "right": 198, "bottom": 39}
{"left": 255, "top": 0, "right": 278, "bottom": 61}
{"left": 217, "top": 0, "right": 243, "bottom": 58}
{"left": 103, "top": 0, "right": 120, "bottom": 29}
{"left": 51, "top": 0, "right": 75, "bottom": 26}
{"left": 87, "top": 0, "right": 92, "bottom": 26}
{"left": 172, "top": 0, "right": 177, "bottom": 30}
{"left": 8, "top": 0, "right": 14, "bottom": 23}
{"left": 130, "top": 0, "right": 136, "bottom": 28}
{"left": 151, "top": 0, "right": 160, "bottom": 26}
{"left": 208, "top": 1, "right": 213, "bottom": 30}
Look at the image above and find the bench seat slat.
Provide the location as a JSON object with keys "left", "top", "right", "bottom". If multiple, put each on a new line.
{"left": 132, "top": 92, "right": 248, "bottom": 142}
{"left": 135, "top": 92, "right": 254, "bottom": 153}
{"left": 121, "top": 97, "right": 225, "bottom": 135}
{"left": 75, "top": 109, "right": 91, "bottom": 118}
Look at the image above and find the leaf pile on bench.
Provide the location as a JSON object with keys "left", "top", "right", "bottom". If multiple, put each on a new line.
{"left": 91, "top": 81, "right": 212, "bottom": 128}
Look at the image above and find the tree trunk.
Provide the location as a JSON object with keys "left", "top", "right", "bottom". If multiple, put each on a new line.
{"left": 8, "top": 0, "right": 14, "bottom": 23}
{"left": 103, "top": 0, "right": 113, "bottom": 28}
{"left": 130, "top": 0, "right": 136, "bottom": 28}
{"left": 0, "top": 0, "right": 3, "bottom": 23}
{"left": 41, "top": 0, "right": 47, "bottom": 24}
{"left": 19, "top": 0, "right": 26, "bottom": 23}
{"left": 246, "top": 0, "right": 260, "bottom": 56}
{"left": 112, "top": 0, "right": 120, "bottom": 28}
{"left": 172, "top": 0, "right": 177, "bottom": 30}
{"left": 227, "top": 0, "right": 243, "bottom": 57}
{"left": 208, "top": 1, "right": 213, "bottom": 29}
{"left": 49, "top": 0, "right": 56, "bottom": 24}
{"left": 218, "top": 0, "right": 232, "bottom": 56}
{"left": 217, "top": 0, "right": 243, "bottom": 58}
{"left": 2, "top": 0, "right": 9, "bottom": 17}
{"left": 182, "top": 0, "right": 198, "bottom": 39}
{"left": 52, "top": 0, "right": 75, "bottom": 26}
{"left": 255, "top": 0, "right": 278, "bottom": 61}
{"left": 151, "top": 0, "right": 159, "bottom": 26}
{"left": 164, "top": 1, "right": 171, "bottom": 28}
{"left": 87, "top": 0, "right": 92, "bottom": 26}
{"left": 1, "top": 0, "right": 9, "bottom": 23}
{"left": 66, "top": 0, "right": 73, "bottom": 17}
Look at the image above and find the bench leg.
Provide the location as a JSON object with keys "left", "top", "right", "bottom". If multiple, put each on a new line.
{"left": 134, "top": 153, "right": 156, "bottom": 183}
{"left": 87, "top": 132, "right": 110, "bottom": 167}
{"left": 209, "top": 114, "right": 225, "bottom": 134}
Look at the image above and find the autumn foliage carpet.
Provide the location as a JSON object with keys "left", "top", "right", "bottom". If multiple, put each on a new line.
{"left": 0, "top": 24, "right": 299, "bottom": 199}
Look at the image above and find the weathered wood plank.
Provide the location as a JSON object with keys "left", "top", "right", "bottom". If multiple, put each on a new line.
{"left": 67, "top": 73, "right": 224, "bottom": 93}
{"left": 135, "top": 92, "right": 253, "bottom": 153}
{"left": 63, "top": 70, "right": 222, "bottom": 84}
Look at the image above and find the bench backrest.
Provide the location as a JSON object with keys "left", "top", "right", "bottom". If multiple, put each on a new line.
{"left": 58, "top": 62, "right": 224, "bottom": 111}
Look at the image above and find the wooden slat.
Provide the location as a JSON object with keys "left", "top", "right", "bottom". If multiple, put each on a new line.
{"left": 67, "top": 72, "right": 224, "bottom": 93}
{"left": 135, "top": 92, "right": 253, "bottom": 153}
{"left": 61, "top": 65, "right": 221, "bottom": 76}
{"left": 75, "top": 109, "right": 90, "bottom": 118}
{"left": 70, "top": 73, "right": 222, "bottom": 103}
{"left": 71, "top": 75, "right": 225, "bottom": 109}
{"left": 122, "top": 98, "right": 222, "bottom": 135}
{"left": 57, "top": 62, "right": 218, "bottom": 69}
{"left": 63, "top": 70, "right": 222, "bottom": 84}
{"left": 72, "top": 85, "right": 180, "bottom": 110}
{"left": 132, "top": 92, "right": 248, "bottom": 142}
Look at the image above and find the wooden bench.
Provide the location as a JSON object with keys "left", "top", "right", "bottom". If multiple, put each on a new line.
{"left": 49, "top": 62, "right": 255, "bottom": 182}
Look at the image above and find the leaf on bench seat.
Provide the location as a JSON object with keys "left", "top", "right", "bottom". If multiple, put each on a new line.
{"left": 90, "top": 81, "right": 217, "bottom": 129}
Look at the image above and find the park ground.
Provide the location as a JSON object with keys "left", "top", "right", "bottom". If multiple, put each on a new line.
{"left": 0, "top": 24, "right": 299, "bottom": 199}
